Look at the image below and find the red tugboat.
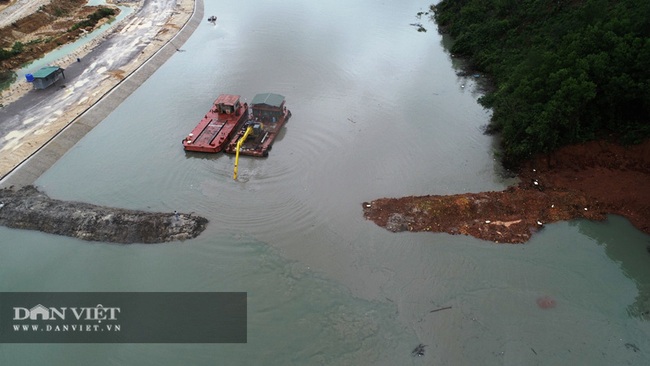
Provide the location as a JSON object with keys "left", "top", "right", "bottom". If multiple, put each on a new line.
{"left": 182, "top": 94, "right": 248, "bottom": 153}
{"left": 224, "top": 93, "right": 291, "bottom": 157}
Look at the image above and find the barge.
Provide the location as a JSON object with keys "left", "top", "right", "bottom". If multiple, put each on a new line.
{"left": 182, "top": 94, "right": 248, "bottom": 153}
{"left": 224, "top": 93, "right": 291, "bottom": 157}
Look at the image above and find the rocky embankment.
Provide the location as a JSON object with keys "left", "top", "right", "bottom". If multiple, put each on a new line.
{"left": 0, "top": 186, "right": 208, "bottom": 243}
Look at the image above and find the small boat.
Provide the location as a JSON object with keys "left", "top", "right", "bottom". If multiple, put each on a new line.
{"left": 208, "top": 15, "right": 217, "bottom": 23}
{"left": 182, "top": 94, "right": 248, "bottom": 153}
{"left": 224, "top": 93, "right": 291, "bottom": 157}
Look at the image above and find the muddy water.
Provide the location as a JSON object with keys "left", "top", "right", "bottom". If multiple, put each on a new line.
{"left": 1, "top": 0, "right": 649, "bottom": 365}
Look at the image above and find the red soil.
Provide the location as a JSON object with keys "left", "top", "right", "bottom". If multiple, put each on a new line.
{"left": 363, "top": 139, "right": 650, "bottom": 243}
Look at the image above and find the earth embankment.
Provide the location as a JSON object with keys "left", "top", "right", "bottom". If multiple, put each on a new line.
{"left": 0, "top": 185, "right": 208, "bottom": 243}
{"left": 363, "top": 139, "right": 650, "bottom": 243}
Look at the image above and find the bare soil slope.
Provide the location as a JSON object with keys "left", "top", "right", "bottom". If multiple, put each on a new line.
{"left": 0, "top": 0, "right": 118, "bottom": 71}
{"left": 363, "top": 139, "right": 650, "bottom": 243}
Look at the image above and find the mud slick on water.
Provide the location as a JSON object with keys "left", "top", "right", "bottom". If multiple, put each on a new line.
{"left": 0, "top": 186, "right": 208, "bottom": 244}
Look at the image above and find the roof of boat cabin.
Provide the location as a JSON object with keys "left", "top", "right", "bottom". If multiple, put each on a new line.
{"left": 32, "top": 66, "right": 63, "bottom": 78}
{"left": 215, "top": 94, "right": 241, "bottom": 105}
{"left": 252, "top": 93, "right": 285, "bottom": 107}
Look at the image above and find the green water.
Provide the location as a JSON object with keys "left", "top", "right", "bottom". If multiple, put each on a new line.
{"left": 1, "top": 0, "right": 648, "bottom": 364}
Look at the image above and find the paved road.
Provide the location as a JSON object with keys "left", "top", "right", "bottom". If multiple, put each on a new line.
{"left": 0, "top": 0, "right": 203, "bottom": 188}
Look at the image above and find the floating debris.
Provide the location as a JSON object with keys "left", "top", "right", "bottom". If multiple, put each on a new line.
{"left": 409, "top": 23, "right": 427, "bottom": 32}
{"left": 411, "top": 343, "right": 426, "bottom": 357}
{"left": 429, "top": 306, "right": 452, "bottom": 313}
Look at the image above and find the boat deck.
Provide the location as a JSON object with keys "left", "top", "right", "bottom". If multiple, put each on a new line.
{"left": 182, "top": 94, "right": 248, "bottom": 153}
{"left": 224, "top": 110, "right": 291, "bottom": 157}
{"left": 193, "top": 118, "right": 226, "bottom": 147}
{"left": 224, "top": 93, "right": 291, "bottom": 157}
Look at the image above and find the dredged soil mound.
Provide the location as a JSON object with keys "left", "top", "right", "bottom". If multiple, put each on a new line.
{"left": 363, "top": 139, "right": 650, "bottom": 243}
{"left": 0, "top": 185, "right": 208, "bottom": 243}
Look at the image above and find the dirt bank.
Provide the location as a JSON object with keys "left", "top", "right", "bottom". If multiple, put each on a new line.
{"left": 0, "top": 185, "right": 208, "bottom": 243}
{"left": 0, "top": 0, "right": 114, "bottom": 72}
{"left": 363, "top": 139, "right": 650, "bottom": 243}
{"left": 0, "top": 1, "right": 50, "bottom": 28}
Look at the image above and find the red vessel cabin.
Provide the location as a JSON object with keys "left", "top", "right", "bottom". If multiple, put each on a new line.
{"left": 182, "top": 94, "right": 248, "bottom": 153}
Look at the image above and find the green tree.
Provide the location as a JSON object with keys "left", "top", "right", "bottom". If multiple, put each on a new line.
{"left": 434, "top": 0, "right": 650, "bottom": 167}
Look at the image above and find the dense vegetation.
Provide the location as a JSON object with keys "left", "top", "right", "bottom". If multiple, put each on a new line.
{"left": 0, "top": 41, "right": 24, "bottom": 62}
{"left": 433, "top": 0, "right": 650, "bottom": 168}
{"left": 70, "top": 7, "right": 117, "bottom": 31}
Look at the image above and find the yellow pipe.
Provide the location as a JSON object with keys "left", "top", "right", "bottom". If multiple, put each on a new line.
{"left": 233, "top": 126, "right": 253, "bottom": 180}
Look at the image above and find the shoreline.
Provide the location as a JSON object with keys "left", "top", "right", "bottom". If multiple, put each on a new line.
{"left": 0, "top": 185, "right": 209, "bottom": 243}
{"left": 0, "top": 1, "right": 138, "bottom": 107}
{"left": 0, "top": 0, "right": 202, "bottom": 187}
{"left": 2, "top": 1, "right": 647, "bottom": 244}
{"left": 364, "top": 138, "right": 650, "bottom": 243}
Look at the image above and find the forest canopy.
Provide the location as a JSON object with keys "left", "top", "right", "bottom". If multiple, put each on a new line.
{"left": 433, "top": 0, "right": 650, "bottom": 167}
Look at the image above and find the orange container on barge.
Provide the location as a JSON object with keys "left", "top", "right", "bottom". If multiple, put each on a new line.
{"left": 182, "top": 94, "right": 248, "bottom": 153}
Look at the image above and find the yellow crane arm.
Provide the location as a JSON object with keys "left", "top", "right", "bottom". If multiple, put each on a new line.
{"left": 233, "top": 126, "right": 253, "bottom": 180}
